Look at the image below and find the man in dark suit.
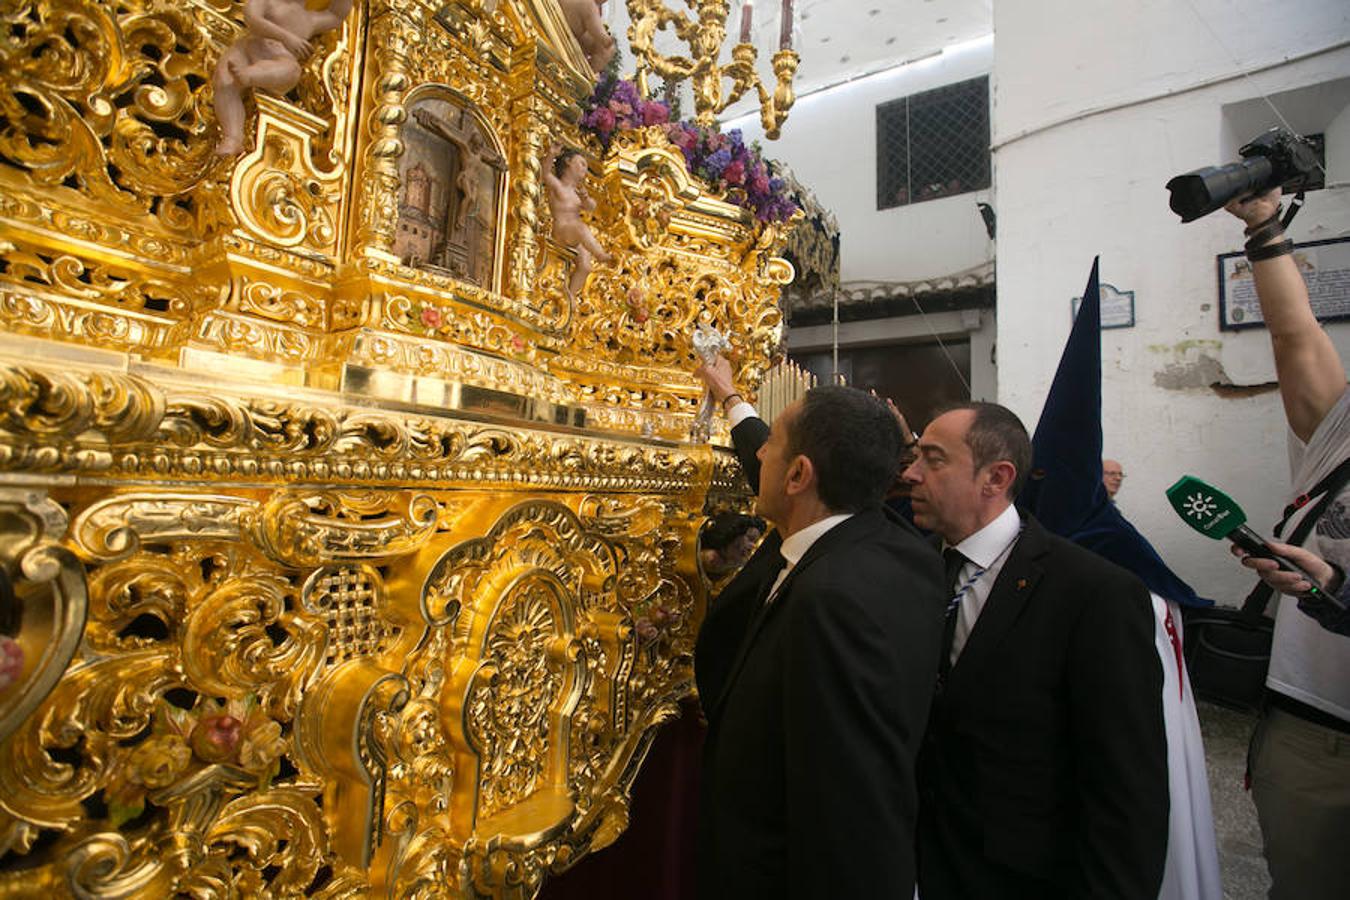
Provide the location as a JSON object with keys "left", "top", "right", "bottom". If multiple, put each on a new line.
{"left": 904, "top": 402, "right": 1168, "bottom": 899}
{"left": 691, "top": 360, "right": 945, "bottom": 900}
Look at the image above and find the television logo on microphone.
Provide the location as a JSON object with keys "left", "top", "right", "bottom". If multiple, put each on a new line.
{"left": 1181, "top": 491, "right": 1225, "bottom": 530}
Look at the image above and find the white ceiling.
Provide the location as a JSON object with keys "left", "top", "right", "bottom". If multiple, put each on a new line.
{"left": 604, "top": 0, "right": 993, "bottom": 119}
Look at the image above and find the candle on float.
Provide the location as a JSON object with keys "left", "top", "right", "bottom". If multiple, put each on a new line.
{"left": 779, "top": 0, "right": 793, "bottom": 50}
{"left": 739, "top": 1, "right": 753, "bottom": 44}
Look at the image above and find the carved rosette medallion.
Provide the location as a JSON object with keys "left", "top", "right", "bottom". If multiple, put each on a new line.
{"left": 467, "top": 576, "right": 571, "bottom": 820}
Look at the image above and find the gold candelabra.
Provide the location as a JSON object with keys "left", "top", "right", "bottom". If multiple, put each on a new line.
{"left": 627, "top": 0, "right": 799, "bottom": 139}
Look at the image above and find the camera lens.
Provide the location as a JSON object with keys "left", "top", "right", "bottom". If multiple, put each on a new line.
{"left": 1166, "top": 156, "right": 1274, "bottom": 222}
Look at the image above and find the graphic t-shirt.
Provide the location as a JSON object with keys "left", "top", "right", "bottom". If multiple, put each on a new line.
{"left": 1267, "top": 388, "right": 1350, "bottom": 722}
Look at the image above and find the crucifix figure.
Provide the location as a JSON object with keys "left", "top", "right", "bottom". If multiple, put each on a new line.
{"left": 454, "top": 133, "right": 506, "bottom": 232}
{"left": 412, "top": 109, "right": 504, "bottom": 238}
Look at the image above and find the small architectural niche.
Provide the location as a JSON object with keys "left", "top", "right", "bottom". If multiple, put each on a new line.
{"left": 394, "top": 96, "right": 506, "bottom": 289}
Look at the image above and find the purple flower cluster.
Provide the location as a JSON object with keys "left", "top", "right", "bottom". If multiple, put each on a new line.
{"left": 579, "top": 74, "right": 671, "bottom": 152}
{"left": 661, "top": 122, "right": 799, "bottom": 224}
{"left": 577, "top": 75, "right": 798, "bottom": 225}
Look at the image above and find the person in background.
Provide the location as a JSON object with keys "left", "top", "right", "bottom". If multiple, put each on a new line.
{"left": 1020, "top": 260, "right": 1220, "bottom": 899}
{"left": 698, "top": 513, "right": 764, "bottom": 579}
{"left": 1103, "top": 458, "right": 1125, "bottom": 499}
{"left": 1225, "top": 188, "right": 1350, "bottom": 899}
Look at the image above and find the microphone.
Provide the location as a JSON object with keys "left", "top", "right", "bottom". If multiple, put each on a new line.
{"left": 1165, "top": 475, "right": 1343, "bottom": 608}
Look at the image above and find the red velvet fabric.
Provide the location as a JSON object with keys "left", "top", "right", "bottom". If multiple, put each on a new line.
{"left": 541, "top": 697, "right": 703, "bottom": 900}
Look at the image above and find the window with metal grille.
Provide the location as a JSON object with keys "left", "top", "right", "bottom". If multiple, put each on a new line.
{"left": 876, "top": 76, "right": 990, "bottom": 210}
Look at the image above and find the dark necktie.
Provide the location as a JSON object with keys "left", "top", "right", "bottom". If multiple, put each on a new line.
{"left": 939, "top": 547, "right": 968, "bottom": 678}
{"left": 757, "top": 547, "right": 788, "bottom": 606}
{"left": 943, "top": 546, "right": 968, "bottom": 596}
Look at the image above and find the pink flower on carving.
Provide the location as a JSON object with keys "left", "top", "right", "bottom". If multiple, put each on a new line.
{"left": 723, "top": 160, "right": 746, "bottom": 186}
{"left": 0, "top": 636, "right": 23, "bottom": 691}
{"left": 592, "top": 108, "right": 616, "bottom": 134}
{"left": 420, "top": 307, "right": 442, "bottom": 329}
{"left": 190, "top": 713, "right": 242, "bottom": 763}
{"left": 641, "top": 101, "right": 670, "bottom": 126}
{"left": 626, "top": 287, "right": 650, "bottom": 323}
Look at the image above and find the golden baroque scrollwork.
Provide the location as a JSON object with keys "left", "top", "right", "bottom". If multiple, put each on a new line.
{"left": 0, "top": 0, "right": 796, "bottom": 894}
{"left": 229, "top": 96, "right": 344, "bottom": 255}
{"left": 0, "top": 362, "right": 705, "bottom": 492}
{"left": 0, "top": 0, "right": 220, "bottom": 229}
{"left": 0, "top": 489, "right": 88, "bottom": 748}
{"left": 548, "top": 128, "right": 793, "bottom": 425}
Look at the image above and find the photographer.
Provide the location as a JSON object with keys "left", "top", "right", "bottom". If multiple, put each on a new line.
{"left": 1224, "top": 187, "right": 1350, "bottom": 900}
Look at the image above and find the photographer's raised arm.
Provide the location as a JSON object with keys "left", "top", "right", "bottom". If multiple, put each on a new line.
{"left": 1226, "top": 189, "right": 1347, "bottom": 442}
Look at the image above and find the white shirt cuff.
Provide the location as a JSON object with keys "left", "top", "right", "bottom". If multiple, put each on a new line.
{"left": 727, "top": 401, "right": 757, "bottom": 428}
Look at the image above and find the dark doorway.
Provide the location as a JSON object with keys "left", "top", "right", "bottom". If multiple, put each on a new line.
{"left": 790, "top": 339, "right": 971, "bottom": 432}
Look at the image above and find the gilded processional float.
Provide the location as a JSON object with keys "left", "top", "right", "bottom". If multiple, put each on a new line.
{"left": 0, "top": 0, "right": 815, "bottom": 896}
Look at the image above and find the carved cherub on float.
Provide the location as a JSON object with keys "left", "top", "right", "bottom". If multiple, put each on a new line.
{"left": 213, "top": 0, "right": 355, "bottom": 156}
{"left": 560, "top": 0, "right": 616, "bottom": 72}
{"left": 543, "top": 143, "right": 613, "bottom": 299}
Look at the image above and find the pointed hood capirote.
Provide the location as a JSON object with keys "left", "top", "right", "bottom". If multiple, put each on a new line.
{"left": 1018, "top": 258, "right": 1209, "bottom": 607}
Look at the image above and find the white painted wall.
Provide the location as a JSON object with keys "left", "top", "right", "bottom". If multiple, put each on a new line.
{"left": 994, "top": 0, "right": 1350, "bottom": 605}
{"left": 727, "top": 36, "right": 996, "bottom": 283}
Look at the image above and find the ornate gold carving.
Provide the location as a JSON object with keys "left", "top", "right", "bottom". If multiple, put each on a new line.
{"left": 0, "top": 0, "right": 219, "bottom": 224}
{"left": 0, "top": 0, "right": 794, "bottom": 894}
{"left": 467, "top": 579, "right": 572, "bottom": 819}
{"left": 628, "top": 0, "right": 799, "bottom": 138}
{"left": 0, "top": 362, "right": 704, "bottom": 492}
{"left": 229, "top": 95, "right": 344, "bottom": 256}
{"left": 253, "top": 490, "right": 439, "bottom": 567}
{"left": 0, "top": 489, "right": 87, "bottom": 747}
{"left": 236, "top": 275, "right": 329, "bottom": 330}
{"left": 72, "top": 494, "right": 253, "bottom": 562}
{"left": 335, "top": 327, "right": 573, "bottom": 404}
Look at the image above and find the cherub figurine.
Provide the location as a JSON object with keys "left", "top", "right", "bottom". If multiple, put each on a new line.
{"left": 213, "top": 0, "right": 355, "bottom": 156}
{"left": 543, "top": 144, "right": 613, "bottom": 299}
{"left": 560, "top": 0, "right": 615, "bottom": 72}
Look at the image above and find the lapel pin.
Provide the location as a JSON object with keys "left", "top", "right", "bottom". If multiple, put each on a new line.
{"left": 1016, "top": 578, "right": 1028, "bottom": 590}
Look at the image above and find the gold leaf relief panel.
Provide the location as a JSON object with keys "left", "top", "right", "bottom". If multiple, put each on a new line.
{"left": 0, "top": 0, "right": 220, "bottom": 230}
{"left": 467, "top": 577, "right": 570, "bottom": 820}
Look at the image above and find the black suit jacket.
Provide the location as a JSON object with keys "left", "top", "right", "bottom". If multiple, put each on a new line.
{"left": 917, "top": 515, "right": 1169, "bottom": 900}
{"left": 694, "top": 417, "right": 945, "bottom": 899}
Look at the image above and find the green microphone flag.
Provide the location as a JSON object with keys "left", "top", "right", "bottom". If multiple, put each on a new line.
{"left": 1166, "top": 475, "right": 1336, "bottom": 605}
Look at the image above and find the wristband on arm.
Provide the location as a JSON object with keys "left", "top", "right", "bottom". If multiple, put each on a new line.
{"left": 1246, "top": 239, "right": 1294, "bottom": 263}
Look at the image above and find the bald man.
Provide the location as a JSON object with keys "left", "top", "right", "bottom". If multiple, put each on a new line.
{"left": 1103, "top": 459, "right": 1124, "bottom": 499}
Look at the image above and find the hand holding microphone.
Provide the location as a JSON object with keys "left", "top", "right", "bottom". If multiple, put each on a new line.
{"left": 1231, "top": 539, "right": 1338, "bottom": 597}
{"left": 1165, "top": 475, "right": 1346, "bottom": 610}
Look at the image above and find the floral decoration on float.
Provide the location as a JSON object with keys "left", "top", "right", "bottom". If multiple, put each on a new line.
{"left": 579, "top": 74, "right": 799, "bottom": 226}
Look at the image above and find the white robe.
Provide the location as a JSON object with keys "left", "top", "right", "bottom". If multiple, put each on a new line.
{"left": 1151, "top": 592, "right": 1223, "bottom": 900}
